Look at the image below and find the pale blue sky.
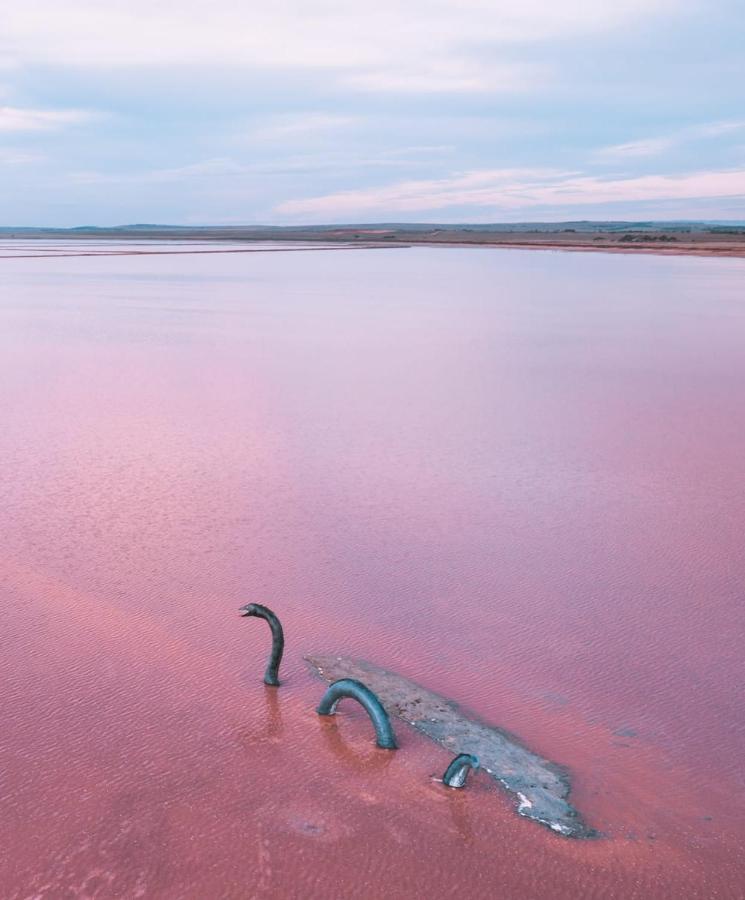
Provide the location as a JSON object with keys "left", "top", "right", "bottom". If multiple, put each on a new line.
{"left": 1, "top": 1, "right": 744, "bottom": 225}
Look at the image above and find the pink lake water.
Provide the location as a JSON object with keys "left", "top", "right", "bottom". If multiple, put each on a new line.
{"left": 1, "top": 242, "right": 744, "bottom": 898}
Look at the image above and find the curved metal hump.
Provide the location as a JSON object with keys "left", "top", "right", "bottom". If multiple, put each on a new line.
{"left": 316, "top": 678, "right": 398, "bottom": 749}
{"left": 443, "top": 753, "right": 479, "bottom": 788}
{"left": 239, "top": 603, "right": 284, "bottom": 686}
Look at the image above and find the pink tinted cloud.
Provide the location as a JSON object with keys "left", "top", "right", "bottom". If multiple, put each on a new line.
{"left": 277, "top": 167, "right": 745, "bottom": 217}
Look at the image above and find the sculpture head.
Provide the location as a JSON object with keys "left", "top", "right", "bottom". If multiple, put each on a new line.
{"left": 239, "top": 603, "right": 260, "bottom": 617}
{"left": 238, "top": 603, "right": 284, "bottom": 686}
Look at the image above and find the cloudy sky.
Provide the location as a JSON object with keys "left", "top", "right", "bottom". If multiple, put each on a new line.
{"left": 1, "top": 0, "right": 744, "bottom": 225}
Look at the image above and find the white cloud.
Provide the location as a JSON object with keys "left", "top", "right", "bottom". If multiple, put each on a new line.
{"left": 247, "top": 113, "right": 359, "bottom": 141}
{"left": 695, "top": 121, "right": 745, "bottom": 138}
{"left": 69, "top": 147, "right": 455, "bottom": 186}
{"left": 276, "top": 166, "right": 745, "bottom": 217}
{"left": 0, "top": 105, "right": 94, "bottom": 131}
{"left": 597, "top": 120, "right": 745, "bottom": 160}
{"left": 380, "top": 146, "right": 454, "bottom": 158}
{"left": 277, "top": 168, "right": 570, "bottom": 215}
{"left": 69, "top": 158, "right": 245, "bottom": 185}
{"left": 596, "top": 137, "right": 677, "bottom": 159}
{"left": 0, "top": 148, "right": 43, "bottom": 164}
{"left": 344, "top": 60, "right": 545, "bottom": 94}
{"left": 0, "top": 1, "right": 682, "bottom": 93}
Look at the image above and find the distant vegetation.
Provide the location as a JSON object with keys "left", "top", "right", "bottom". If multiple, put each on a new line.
{"left": 619, "top": 234, "right": 678, "bottom": 242}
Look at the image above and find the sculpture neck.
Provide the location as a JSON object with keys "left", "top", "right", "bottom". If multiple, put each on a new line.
{"left": 263, "top": 614, "right": 284, "bottom": 686}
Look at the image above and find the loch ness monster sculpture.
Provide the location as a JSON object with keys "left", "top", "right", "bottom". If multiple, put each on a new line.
{"left": 442, "top": 753, "right": 479, "bottom": 788}
{"left": 234, "top": 610, "right": 591, "bottom": 834}
{"left": 316, "top": 678, "right": 398, "bottom": 750}
{"left": 239, "top": 603, "right": 284, "bottom": 686}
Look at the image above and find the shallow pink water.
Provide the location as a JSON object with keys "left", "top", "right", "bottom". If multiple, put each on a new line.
{"left": 1, "top": 243, "right": 744, "bottom": 898}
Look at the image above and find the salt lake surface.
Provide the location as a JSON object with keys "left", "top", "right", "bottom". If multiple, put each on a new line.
{"left": 1, "top": 241, "right": 744, "bottom": 898}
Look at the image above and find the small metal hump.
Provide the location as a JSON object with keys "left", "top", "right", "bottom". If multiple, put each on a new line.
{"left": 443, "top": 753, "right": 479, "bottom": 788}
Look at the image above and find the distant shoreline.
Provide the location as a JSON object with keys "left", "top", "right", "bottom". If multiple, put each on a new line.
{"left": 3, "top": 223, "right": 745, "bottom": 260}
{"left": 412, "top": 236, "right": 745, "bottom": 259}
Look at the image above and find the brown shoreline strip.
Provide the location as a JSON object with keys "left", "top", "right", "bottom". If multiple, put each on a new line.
{"left": 3, "top": 239, "right": 745, "bottom": 261}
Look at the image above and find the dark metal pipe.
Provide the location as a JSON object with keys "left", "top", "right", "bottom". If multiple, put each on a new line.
{"left": 442, "top": 753, "right": 479, "bottom": 788}
{"left": 316, "top": 678, "right": 397, "bottom": 749}
{"left": 239, "top": 603, "right": 284, "bottom": 686}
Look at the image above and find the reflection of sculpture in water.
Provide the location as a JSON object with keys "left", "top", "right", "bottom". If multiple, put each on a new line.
{"left": 234, "top": 684, "right": 285, "bottom": 749}
{"left": 316, "top": 679, "right": 398, "bottom": 750}
{"left": 262, "top": 684, "right": 283, "bottom": 740}
{"left": 442, "top": 785, "right": 476, "bottom": 842}
{"left": 318, "top": 710, "right": 396, "bottom": 774}
{"left": 239, "top": 603, "right": 284, "bottom": 686}
{"left": 442, "top": 753, "right": 479, "bottom": 788}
